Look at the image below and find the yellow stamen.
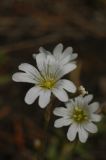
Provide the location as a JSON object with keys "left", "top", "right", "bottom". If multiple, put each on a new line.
{"left": 72, "top": 107, "right": 88, "bottom": 122}
{"left": 40, "top": 79, "right": 56, "bottom": 89}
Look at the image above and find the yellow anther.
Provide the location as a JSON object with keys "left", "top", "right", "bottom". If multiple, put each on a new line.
{"left": 72, "top": 107, "right": 88, "bottom": 122}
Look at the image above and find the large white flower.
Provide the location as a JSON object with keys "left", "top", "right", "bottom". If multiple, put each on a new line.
{"left": 33, "top": 43, "right": 78, "bottom": 66}
{"left": 53, "top": 95, "right": 101, "bottom": 143}
{"left": 12, "top": 54, "right": 76, "bottom": 108}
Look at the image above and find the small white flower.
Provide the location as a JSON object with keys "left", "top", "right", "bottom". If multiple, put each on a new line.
{"left": 78, "top": 85, "right": 88, "bottom": 96}
{"left": 12, "top": 53, "right": 76, "bottom": 108}
{"left": 53, "top": 95, "right": 101, "bottom": 143}
{"left": 33, "top": 43, "right": 78, "bottom": 66}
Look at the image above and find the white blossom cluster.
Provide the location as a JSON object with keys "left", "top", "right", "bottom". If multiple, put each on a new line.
{"left": 12, "top": 43, "right": 101, "bottom": 143}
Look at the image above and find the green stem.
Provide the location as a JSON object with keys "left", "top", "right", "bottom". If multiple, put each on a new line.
{"left": 41, "top": 97, "right": 55, "bottom": 160}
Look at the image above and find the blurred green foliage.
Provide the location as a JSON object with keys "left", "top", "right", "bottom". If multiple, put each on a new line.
{"left": 0, "top": 51, "right": 8, "bottom": 65}
{"left": 0, "top": 75, "right": 10, "bottom": 85}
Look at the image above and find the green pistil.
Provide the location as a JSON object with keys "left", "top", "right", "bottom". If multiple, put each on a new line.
{"left": 72, "top": 107, "right": 88, "bottom": 122}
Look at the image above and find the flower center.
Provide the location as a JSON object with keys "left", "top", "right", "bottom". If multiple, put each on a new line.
{"left": 72, "top": 107, "right": 88, "bottom": 122}
{"left": 40, "top": 79, "right": 56, "bottom": 89}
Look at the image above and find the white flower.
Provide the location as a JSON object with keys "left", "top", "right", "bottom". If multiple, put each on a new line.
{"left": 33, "top": 43, "right": 78, "bottom": 66}
{"left": 12, "top": 53, "right": 76, "bottom": 108}
{"left": 53, "top": 95, "right": 101, "bottom": 143}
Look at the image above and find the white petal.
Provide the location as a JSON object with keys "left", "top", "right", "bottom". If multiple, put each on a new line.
{"left": 70, "top": 53, "right": 78, "bottom": 61}
{"left": 54, "top": 117, "right": 72, "bottom": 128}
{"left": 84, "top": 94, "right": 93, "bottom": 104}
{"left": 46, "top": 55, "right": 56, "bottom": 65}
{"left": 39, "top": 47, "right": 51, "bottom": 55}
{"left": 38, "top": 90, "right": 51, "bottom": 108}
{"left": 89, "top": 102, "right": 99, "bottom": 113}
{"left": 12, "top": 72, "right": 35, "bottom": 83}
{"left": 60, "top": 47, "right": 73, "bottom": 65}
{"left": 53, "top": 43, "right": 63, "bottom": 56}
{"left": 63, "top": 47, "right": 73, "bottom": 55}
{"left": 32, "top": 53, "right": 37, "bottom": 59}
{"left": 52, "top": 88, "right": 68, "bottom": 102}
{"left": 36, "top": 53, "right": 56, "bottom": 76}
{"left": 75, "top": 96, "right": 84, "bottom": 107}
{"left": 18, "top": 63, "right": 41, "bottom": 78}
{"left": 78, "top": 126, "right": 88, "bottom": 143}
{"left": 62, "top": 47, "right": 78, "bottom": 64}
{"left": 35, "top": 53, "right": 46, "bottom": 71}
{"left": 65, "top": 101, "right": 74, "bottom": 111}
{"left": 25, "top": 86, "right": 41, "bottom": 105}
{"left": 53, "top": 107, "right": 68, "bottom": 116}
{"left": 60, "top": 54, "right": 72, "bottom": 65}
{"left": 60, "top": 79, "right": 76, "bottom": 93}
{"left": 84, "top": 122, "right": 98, "bottom": 133}
{"left": 67, "top": 123, "right": 78, "bottom": 142}
{"left": 91, "top": 114, "right": 102, "bottom": 122}
{"left": 61, "top": 63, "right": 77, "bottom": 77}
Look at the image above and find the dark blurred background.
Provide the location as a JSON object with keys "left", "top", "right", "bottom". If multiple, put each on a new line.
{"left": 0, "top": 0, "right": 106, "bottom": 160}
